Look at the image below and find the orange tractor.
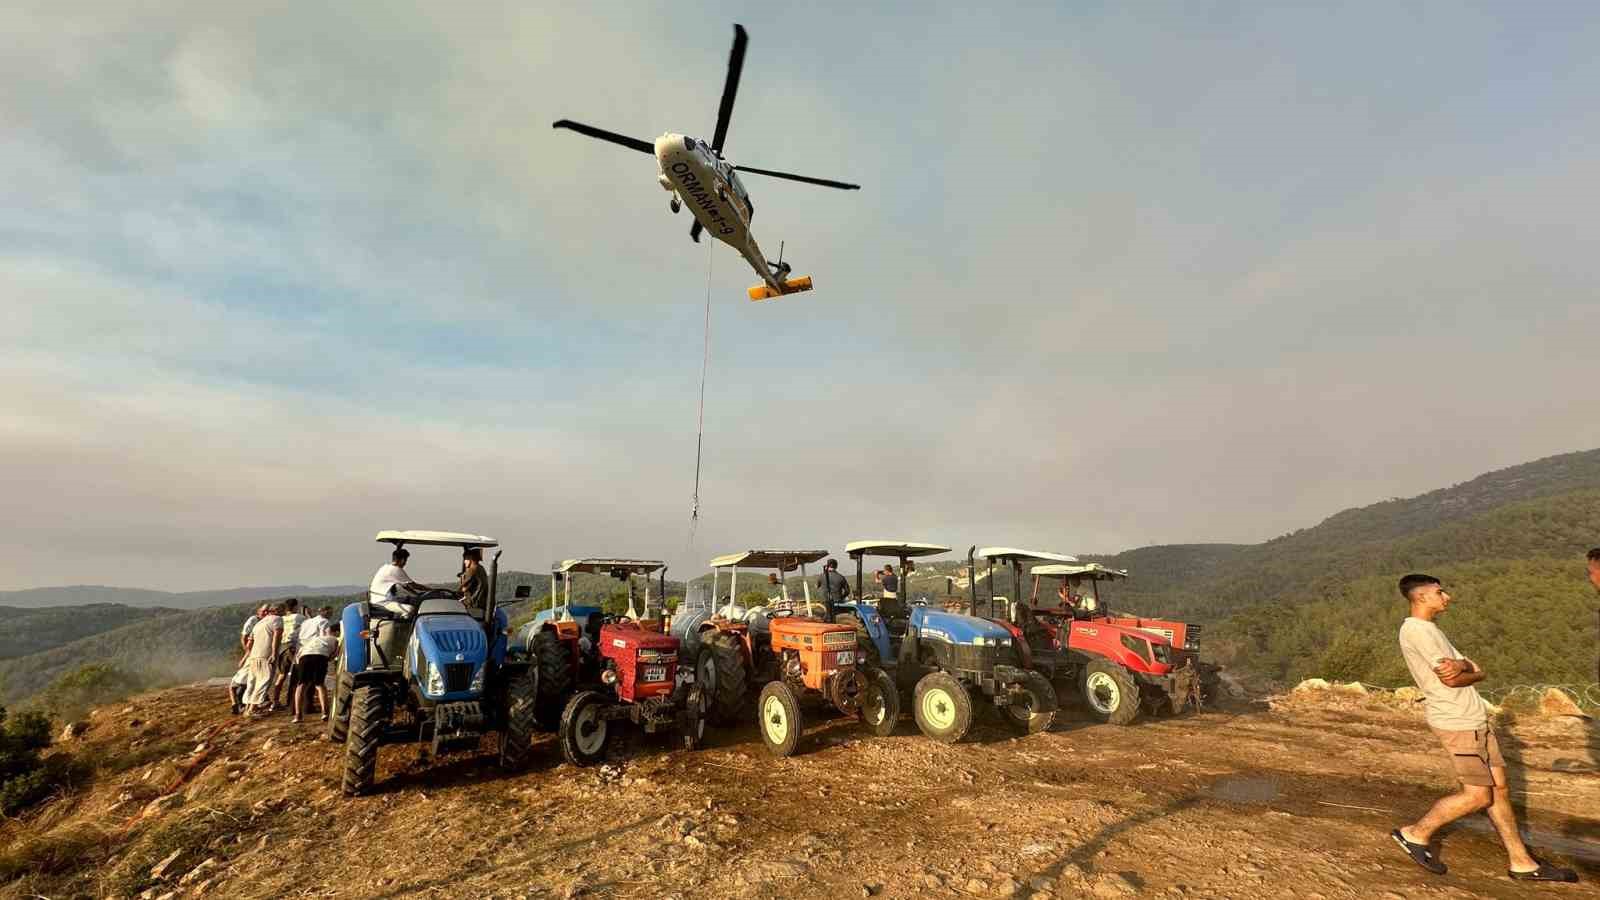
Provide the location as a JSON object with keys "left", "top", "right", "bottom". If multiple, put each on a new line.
{"left": 754, "top": 615, "right": 899, "bottom": 756}
{"left": 668, "top": 549, "right": 899, "bottom": 753}
{"left": 669, "top": 549, "right": 831, "bottom": 723}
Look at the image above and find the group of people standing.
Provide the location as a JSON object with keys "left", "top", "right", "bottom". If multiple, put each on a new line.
{"left": 230, "top": 598, "right": 339, "bottom": 723}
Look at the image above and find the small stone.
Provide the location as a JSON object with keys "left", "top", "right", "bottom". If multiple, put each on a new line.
{"left": 60, "top": 721, "right": 86, "bottom": 740}
{"left": 682, "top": 834, "right": 703, "bottom": 848}
{"left": 149, "top": 848, "right": 183, "bottom": 879}
{"left": 923, "top": 873, "right": 944, "bottom": 889}
{"left": 994, "top": 877, "right": 1021, "bottom": 895}
{"left": 178, "top": 858, "right": 220, "bottom": 886}
{"left": 1030, "top": 876, "right": 1054, "bottom": 891}
{"left": 965, "top": 878, "right": 989, "bottom": 894}
{"left": 1092, "top": 873, "right": 1138, "bottom": 896}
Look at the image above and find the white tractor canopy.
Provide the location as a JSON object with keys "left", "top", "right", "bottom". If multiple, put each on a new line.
{"left": 975, "top": 547, "right": 1078, "bottom": 564}
{"left": 708, "top": 549, "right": 828, "bottom": 572}
{"left": 1031, "top": 562, "right": 1129, "bottom": 580}
{"left": 844, "top": 540, "right": 952, "bottom": 559}
{"left": 552, "top": 558, "right": 666, "bottom": 576}
{"left": 375, "top": 530, "right": 498, "bottom": 548}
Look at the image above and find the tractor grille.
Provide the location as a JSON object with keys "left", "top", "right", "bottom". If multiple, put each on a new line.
{"left": 443, "top": 663, "right": 473, "bottom": 693}
{"left": 434, "top": 630, "right": 486, "bottom": 654}
{"left": 948, "top": 643, "right": 1006, "bottom": 674}
{"left": 1183, "top": 624, "right": 1201, "bottom": 651}
{"left": 822, "top": 631, "right": 857, "bottom": 649}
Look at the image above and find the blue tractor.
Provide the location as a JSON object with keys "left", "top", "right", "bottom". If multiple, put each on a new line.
{"left": 833, "top": 540, "right": 1057, "bottom": 742}
{"left": 329, "top": 531, "right": 538, "bottom": 795}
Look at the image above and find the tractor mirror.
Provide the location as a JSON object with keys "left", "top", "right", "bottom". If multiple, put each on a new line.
{"left": 514, "top": 585, "right": 532, "bottom": 599}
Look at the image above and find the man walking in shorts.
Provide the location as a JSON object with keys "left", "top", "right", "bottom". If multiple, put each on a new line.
{"left": 1390, "top": 574, "right": 1576, "bottom": 882}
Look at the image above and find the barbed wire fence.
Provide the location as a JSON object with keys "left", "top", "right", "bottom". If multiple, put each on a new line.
{"left": 1351, "top": 680, "right": 1600, "bottom": 712}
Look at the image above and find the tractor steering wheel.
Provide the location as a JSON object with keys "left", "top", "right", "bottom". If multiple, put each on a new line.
{"left": 412, "top": 588, "right": 459, "bottom": 603}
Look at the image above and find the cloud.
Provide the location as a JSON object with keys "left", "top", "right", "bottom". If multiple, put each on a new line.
{"left": 3, "top": 3, "right": 1599, "bottom": 590}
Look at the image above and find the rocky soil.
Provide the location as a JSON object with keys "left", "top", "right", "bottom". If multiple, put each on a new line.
{"left": 2, "top": 683, "right": 1597, "bottom": 899}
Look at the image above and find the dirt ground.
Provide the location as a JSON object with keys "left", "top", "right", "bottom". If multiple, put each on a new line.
{"left": 3, "top": 683, "right": 1598, "bottom": 900}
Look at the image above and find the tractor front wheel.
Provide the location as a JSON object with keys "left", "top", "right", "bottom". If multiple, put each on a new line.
{"left": 697, "top": 631, "right": 748, "bottom": 724}
{"left": 532, "top": 630, "right": 575, "bottom": 731}
{"left": 912, "top": 671, "right": 973, "bottom": 743}
{"left": 1081, "top": 659, "right": 1140, "bottom": 726}
{"left": 859, "top": 666, "right": 900, "bottom": 737}
{"left": 757, "top": 681, "right": 804, "bottom": 757}
{"left": 341, "top": 684, "right": 389, "bottom": 796}
{"left": 679, "top": 685, "right": 708, "bottom": 751}
{"left": 499, "top": 667, "right": 539, "bottom": 771}
{"left": 558, "top": 690, "right": 611, "bottom": 767}
{"left": 1001, "top": 669, "right": 1058, "bottom": 735}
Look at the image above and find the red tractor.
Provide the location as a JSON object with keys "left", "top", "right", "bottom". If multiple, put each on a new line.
{"left": 558, "top": 619, "right": 707, "bottom": 765}
{"left": 972, "top": 550, "right": 1214, "bottom": 726}
{"left": 511, "top": 558, "right": 670, "bottom": 729}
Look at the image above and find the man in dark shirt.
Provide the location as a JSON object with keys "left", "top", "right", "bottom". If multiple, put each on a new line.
{"left": 459, "top": 547, "right": 489, "bottom": 612}
{"left": 880, "top": 564, "right": 899, "bottom": 598}
{"left": 818, "top": 558, "right": 851, "bottom": 620}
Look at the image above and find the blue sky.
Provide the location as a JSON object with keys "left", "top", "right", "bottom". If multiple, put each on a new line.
{"left": 3, "top": 2, "right": 1598, "bottom": 590}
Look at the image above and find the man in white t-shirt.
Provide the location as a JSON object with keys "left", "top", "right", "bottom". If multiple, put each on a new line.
{"left": 370, "top": 547, "right": 428, "bottom": 615}
{"left": 1390, "top": 574, "right": 1575, "bottom": 883}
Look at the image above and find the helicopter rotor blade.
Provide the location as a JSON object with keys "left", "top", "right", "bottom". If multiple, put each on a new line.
{"left": 732, "top": 165, "right": 861, "bottom": 190}
{"left": 709, "top": 24, "right": 748, "bottom": 154}
{"left": 552, "top": 120, "right": 655, "bottom": 155}
{"left": 689, "top": 220, "right": 703, "bottom": 243}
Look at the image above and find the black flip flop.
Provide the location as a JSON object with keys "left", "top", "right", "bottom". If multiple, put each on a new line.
{"left": 1509, "top": 861, "right": 1578, "bottom": 883}
{"left": 1391, "top": 829, "right": 1447, "bottom": 875}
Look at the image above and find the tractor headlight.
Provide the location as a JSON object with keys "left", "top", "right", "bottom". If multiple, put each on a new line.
{"left": 469, "top": 664, "right": 485, "bottom": 692}
{"left": 426, "top": 662, "right": 445, "bottom": 696}
{"left": 971, "top": 636, "right": 986, "bottom": 647}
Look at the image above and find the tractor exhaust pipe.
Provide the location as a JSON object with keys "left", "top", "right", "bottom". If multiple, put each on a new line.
{"left": 483, "top": 549, "right": 502, "bottom": 642}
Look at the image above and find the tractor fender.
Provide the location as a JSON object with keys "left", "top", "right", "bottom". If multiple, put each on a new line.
{"left": 342, "top": 603, "right": 371, "bottom": 675}
{"left": 843, "top": 603, "right": 895, "bottom": 665}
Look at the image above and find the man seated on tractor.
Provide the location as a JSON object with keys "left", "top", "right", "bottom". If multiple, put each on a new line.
{"left": 369, "top": 546, "right": 429, "bottom": 615}
{"left": 818, "top": 557, "right": 851, "bottom": 620}
{"left": 458, "top": 546, "right": 489, "bottom": 612}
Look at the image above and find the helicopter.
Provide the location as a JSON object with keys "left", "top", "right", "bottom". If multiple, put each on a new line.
{"left": 553, "top": 24, "right": 859, "bottom": 301}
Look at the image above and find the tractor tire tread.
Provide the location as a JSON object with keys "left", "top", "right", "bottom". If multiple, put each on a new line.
{"left": 341, "top": 684, "right": 388, "bottom": 796}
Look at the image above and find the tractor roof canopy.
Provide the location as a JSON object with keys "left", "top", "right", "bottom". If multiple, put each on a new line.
{"left": 844, "top": 540, "right": 952, "bottom": 559}
{"left": 553, "top": 558, "right": 665, "bottom": 576}
{"left": 1031, "top": 562, "right": 1129, "bottom": 580}
{"left": 375, "top": 530, "right": 498, "bottom": 548}
{"left": 975, "top": 547, "right": 1077, "bottom": 564}
{"left": 709, "top": 549, "right": 828, "bottom": 571}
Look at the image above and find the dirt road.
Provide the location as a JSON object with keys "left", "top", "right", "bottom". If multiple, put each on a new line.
{"left": 4, "top": 685, "right": 1597, "bottom": 899}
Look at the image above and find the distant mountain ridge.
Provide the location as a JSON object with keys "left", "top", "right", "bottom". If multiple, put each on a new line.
{"left": 0, "top": 584, "right": 367, "bottom": 610}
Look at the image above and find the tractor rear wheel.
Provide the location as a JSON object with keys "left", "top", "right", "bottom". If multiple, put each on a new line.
{"left": 696, "top": 631, "right": 748, "bottom": 724}
{"left": 326, "top": 660, "right": 352, "bottom": 744}
{"left": 341, "top": 684, "right": 389, "bottom": 796}
{"left": 558, "top": 690, "right": 610, "bottom": 767}
{"left": 757, "top": 681, "right": 804, "bottom": 757}
{"left": 860, "top": 667, "right": 900, "bottom": 737}
{"left": 531, "top": 630, "right": 574, "bottom": 731}
{"left": 1001, "top": 669, "right": 1058, "bottom": 735}
{"left": 912, "top": 671, "right": 973, "bottom": 743}
{"left": 1081, "top": 659, "right": 1140, "bottom": 726}
{"left": 498, "top": 667, "right": 540, "bottom": 771}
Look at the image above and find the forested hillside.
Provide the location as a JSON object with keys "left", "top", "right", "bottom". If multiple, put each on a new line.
{"left": 0, "top": 604, "right": 178, "bottom": 660}
{"left": 1089, "top": 449, "right": 1600, "bottom": 690}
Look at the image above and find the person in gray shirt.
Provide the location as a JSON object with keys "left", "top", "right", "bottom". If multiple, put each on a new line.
{"left": 1390, "top": 574, "right": 1575, "bottom": 883}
